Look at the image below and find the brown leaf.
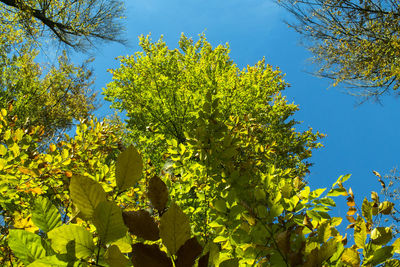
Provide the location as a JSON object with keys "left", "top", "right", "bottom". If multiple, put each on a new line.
{"left": 346, "top": 215, "right": 356, "bottom": 223}
{"left": 122, "top": 210, "right": 159, "bottom": 241}
{"left": 131, "top": 243, "right": 172, "bottom": 267}
{"left": 175, "top": 237, "right": 203, "bottom": 267}
{"left": 373, "top": 170, "right": 381, "bottom": 178}
{"left": 347, "top": 207, "right": 357, "bottom": 216}
{"left": 378, "top": 178, "right": 386, "bottom": 189}
{"left": 198, "top": 252, "right": 209, "bottom": 267}
{"left": 148, "top": 176, "right": 168, "bottom": 211}
{"left": 346, "top": 197, "right": 356, "bottom": 207}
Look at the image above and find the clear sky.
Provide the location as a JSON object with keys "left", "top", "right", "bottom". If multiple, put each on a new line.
{"left": 83, "top": 0, "right": 400, "bottom": 216}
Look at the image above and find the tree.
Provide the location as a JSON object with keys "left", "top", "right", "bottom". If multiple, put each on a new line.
{"left": 278, "top": 0, "right": 400, "bottom": 100}
{"left": 0, "top": 0, "right": 125, "bottom": 50}
{"left": 104, "top": 34, "right": 324, "bottom": 175}
{"left": 0, "top": 45, "right": 96, "bottom": 142}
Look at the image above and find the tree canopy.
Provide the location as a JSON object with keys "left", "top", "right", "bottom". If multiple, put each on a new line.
{"left": 278, "top": 0, "right": 400, "bottom": 100}
{"left": 104, "top": 34, "right": 324, "bottom": 176}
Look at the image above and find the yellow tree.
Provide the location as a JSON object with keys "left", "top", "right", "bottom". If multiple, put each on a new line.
{"left": 279, "top": 0, "right": 400, "bottom": 100}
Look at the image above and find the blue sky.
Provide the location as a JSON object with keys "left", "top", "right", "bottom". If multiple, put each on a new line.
{"left": 83, "top": 0, "right": 400, "bottom": 215}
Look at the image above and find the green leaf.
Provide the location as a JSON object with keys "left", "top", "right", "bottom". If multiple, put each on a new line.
{"left": 379, "top": 201, "right": 394, "bottom": 215}
{"left": 28, "top": 255, "right": 85, "bottom": 266}
{"left": 368, "top": 246, "right": 394, "bottom": 266}
{"left": 341, "top": 248, "right": 360, "bottom": 267}
{"left": 371, "top": 227, "right": 392, "bottom": 245}
{"left": 69, "top": 175, "right": 106, "bottom": 219}
{"left": 354, "top": 217, "right": 367, "bottom": 249}
{"left": 93, "top": 201, "right": 127, "bottom": 244}
{"left": 319, "top": 197, "right": 336, "bottom": 207}
{"left": 31, "top": 196, "right": 61, "bottom": 233}
{"left": 220, "top": 258, "right": 239, "bottom": 267}
{"left": 362, "top": 197, "right": 372, "bottom": 224}
{"left": 48, "top": 225, "right": 94, "bottom": 259}
{"left": 8, "top": 229, "right": 46, "bottom": 265}
{"left": 326, "top": 188, "right": 347, "bottom": 197}
{"left": 115, "top": 145, "right": 143, "bottom": 191}
{"left": 159, "top": 202, "right": 191, "bottom": 255}
{"left": 104, "top": 245, "right": 130, "bottom": 267}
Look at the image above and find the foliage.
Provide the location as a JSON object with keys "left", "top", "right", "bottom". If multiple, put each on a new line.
{"left": 0, "top": 47, "right": 96, "bottom": 141}
{"left": 0, "top": 0, "right": 125, "bottom": 50}
{"left": 104, "top": 33, "right": 324, "bottom": 174}
{"left": 3, "top": 135, "right": 400, "bottom": 266}
{"left": 377, "top": 169, "right": 400, "bottom": 236}
{"left": 278, "top": 0, "right": 400, "bottom": 100}
{"left": 0, "top": 108, "right": 127, "bottom": 265}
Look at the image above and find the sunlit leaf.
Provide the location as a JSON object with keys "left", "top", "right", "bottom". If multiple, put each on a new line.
{"left": 32, "top": 196, "right": 61, "bottom": 233}
{"left": 69, "top": 175, "right": 106, "bottom": 219}
{"left": 48, "top": 225, "right": 94, "bottom": 259}
{"left": 93, "top": 201, "right": 127, "bottom": 244}
{"left": 115, "top": 145, "right": 143, "bottom": 191}
{"left": 8, "top": 229, "right": 46, "bottom": 265}
{"left": 159, "top": 202, "right": 191, "bottom": 255}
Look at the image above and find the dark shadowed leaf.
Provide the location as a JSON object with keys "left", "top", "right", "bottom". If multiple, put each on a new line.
{"left": 148, "top": 175, "right": 168, "bottom": 211}
{"left": 175, "top": 237, "right": 203, "bottom": 267}
{"left": 198, "top": 252, "right": 210, "bottom": 267}
{"left": 122, "top": 210, "right": 160, "bottom": 241}
{"left": 131, "top": 243, "right": 172, "bottom": 267}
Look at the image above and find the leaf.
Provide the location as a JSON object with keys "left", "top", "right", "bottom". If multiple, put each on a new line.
{"left": 373, "top": 170, "right": 381, "bottom": 178}
{"left": 104, "top": 245, "right": 130, "bottom": 267}
{"left": 8, "top": 229, "right": 46, "bottom": 265}
{"left": 48, "top": 225, "right": 94, "bottom": 259}
{"left": 159, "top": 202, "right": 191, "bottom": 255}
{"left": 28, "top": 255, "right": 83, "bottom": 266}
{"left": 198, "top": 252, "right": 210, "bottom": 267}
{"left": 371, "top": 227, "right": 392, "bottom": 245}
{"left": 327, "top": 187, "right": 347, "bottom": 197}
{"left": 147, "top": 175, "right": 168, "bottom": 211}
{"left": 362, "top": 198, "right": 372, "bottom": 224}
{"left": 175, "top": 237, "right": 203, "bottom": 267}
{"left": 341, "top": 248, "right": 360, "bottom": 267}
{"left": 379, "top": 201, "right": 394, "bottom": 215}
{"left": 354, "top": 217, "right": 367, "bottom": 249}
{"left": 368, "top": 246, "right": 394, "bottom": 266}
{"left": 69, "top": 175, "right": 106, "bottom": 219}
{"left": 122, "top": 210, "right": 159, "bottom": 241}
{"left": 93, "top": 201, "right": 127, "bottom": 244}
{"left": 347, "top": 207, "right": 357, "bottom": 216}
{"left": 220, "top": 258, "right": 239, "bottom": 267}
{"left": 31, "top": 196, "right": 61, "bottom": 233}
{"left": 131, "top": 243, "right": 172, "bottom": 267}
{"left": 115, "top": 145, "right": 143, "bottom": 191}
{"left": 111, "top": 234, "right": 132, "bottom": 253}
{"left": 371, "top": 191, "right": 379, "bottom": 202}
{"left": 346, "top": 196, "right": 356, "bottom": 207}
